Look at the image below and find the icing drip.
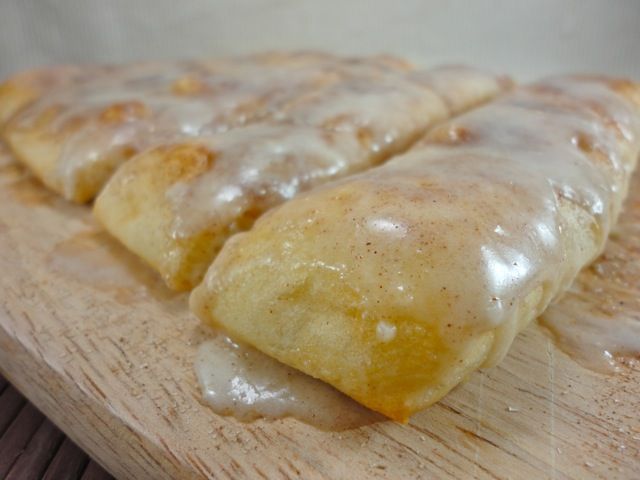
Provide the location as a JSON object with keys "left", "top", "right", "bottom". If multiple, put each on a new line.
{"left": 195, "top": 334, "right": 378, "bottom": 429}
{"left": 540, "top": 170, "right": 640, "bottom": 372}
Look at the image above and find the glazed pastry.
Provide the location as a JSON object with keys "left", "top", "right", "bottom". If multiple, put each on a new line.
{"left": 94, "top": 66, "right": 510, "bottom": 290}
{"left": 0, "top": 52, "right": 410, "bottom": 202}
{"left": 0, "top": 65, "right": 100, "bottom": 125}
{"left": 190, "top": 76, "right": 640, "bottom": 421}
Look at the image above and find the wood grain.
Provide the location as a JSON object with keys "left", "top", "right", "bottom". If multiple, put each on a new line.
{"left": 0, "top": 145, "right": 638, "bottom": 479}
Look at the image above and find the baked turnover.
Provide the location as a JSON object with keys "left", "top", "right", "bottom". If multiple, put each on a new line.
{"left": 191, "top": 76, "right": 640, "bottom": 421}
{"left": 1, "top": 52, "right": 411, "bottom": 202}
{"left": 94, "top": 65, "right": 510, "bottom": 290}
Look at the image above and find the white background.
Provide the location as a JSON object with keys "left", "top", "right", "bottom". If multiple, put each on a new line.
{"left": 0, "top": 0, "right": 639, "bottom": 80}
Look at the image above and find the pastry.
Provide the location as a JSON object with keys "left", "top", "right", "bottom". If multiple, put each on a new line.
{"left": 190, "top": 76, "right": 640, "bottom": 421}
{"left": 1, "top": 52, "right": 410, "bottom": 202}
{"left": 0, "top": 65, "right": 98, "bottom": 125}
{"left": 94, "top": 65, "right": 510, "bottom": 290}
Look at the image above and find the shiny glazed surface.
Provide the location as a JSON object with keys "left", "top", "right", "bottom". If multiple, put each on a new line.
{"left": 191, "top": 76, "right": 640, "bottom": 420}
{"left": 3, "top": 52, "right": 414, "bottom": 199}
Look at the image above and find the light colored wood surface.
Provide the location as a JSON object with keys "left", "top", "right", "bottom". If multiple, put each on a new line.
{"left": 0, "top": 145, "right": 638, "bottom": 480}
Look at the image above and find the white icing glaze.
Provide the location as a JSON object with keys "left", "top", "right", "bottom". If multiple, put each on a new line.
{"left": 9, "top": 53, "right": 413, "bottom": 199}
{"left": 46, "top": 230, "right": 181, "bottom": 304}
{"left": 540, "top": 172, "right": 640, "bottom": 372}
{"left": 195, "top": 335, "right": 378, "bottom": 429}
{"left": 359, "top": 76, "right": 640, "bottom": 367}
{"left": 376, "top": 321, "right": 397, "bottom": 342}
{"left": 186, "top": 76, "right": 640, "bottom": 420}
{"left": 165, "top": 123, "right": 366, "bottom": 238}
{"left": 278, "top": 74, "right": 449, "bottom": 156}
{"left": 409, "top": 65, "right": 512, "bottom": 114}
{"left": 163, "top": 66, "right": 505, "bottom": 239}
{"left": 207, "top": 76, "right": 640, "bottom": 380}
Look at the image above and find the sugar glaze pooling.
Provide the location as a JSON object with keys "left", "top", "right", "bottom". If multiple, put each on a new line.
{"left": 195, "top": 334, "right": 378, "bottom": 429}
{"left": 541, "top": 170, "right": 640, "bottom": 372}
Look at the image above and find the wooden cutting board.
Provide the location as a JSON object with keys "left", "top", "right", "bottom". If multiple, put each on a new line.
{"left": 0, "top": 145, "right": 638, "bottom": 480}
